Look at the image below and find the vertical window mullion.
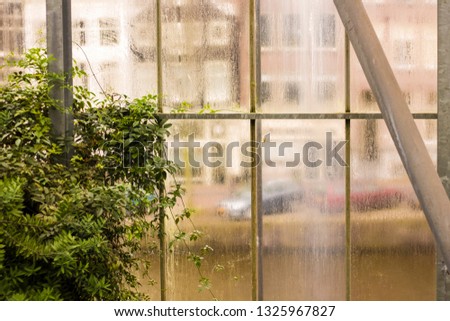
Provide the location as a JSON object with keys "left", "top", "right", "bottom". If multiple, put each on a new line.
{"left": 255, "top": 0, "right": 263, "bottom": 301}
{"left": 155, "top": 0, "right": 167, "bottom": 302}
{"left": 344, "top": 32, "right": 351, "bottom": 301}
{"left": 249, "top": 0, "right": 262, "bottom": 301}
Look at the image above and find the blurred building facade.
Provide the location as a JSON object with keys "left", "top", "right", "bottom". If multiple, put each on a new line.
{"left": 0, "top": 0, "right": 437, "bottom": 183}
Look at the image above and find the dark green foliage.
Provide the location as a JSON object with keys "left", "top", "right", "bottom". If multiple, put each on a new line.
{"left": 0, "top": 48, "right": 182, "bottom": 300}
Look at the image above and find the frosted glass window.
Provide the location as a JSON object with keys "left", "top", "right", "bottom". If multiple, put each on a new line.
{"left": 155, "top": 120, "right": 252, "bottom": 300}
{"left": 2, "top": 0, "right": 441, "bottom": 301}
{"left": 351, "top": 120, "right": 436, "bottom": 300}
{"left": 162, "top": 0, "right": 244, "bottom": 111}
{"left": 262, "top": 120, "right": 346, "bottom": 300}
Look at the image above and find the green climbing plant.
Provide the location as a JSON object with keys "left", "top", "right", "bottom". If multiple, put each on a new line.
{"left": 0, "top": 48, "right": 215, "bottom": 300}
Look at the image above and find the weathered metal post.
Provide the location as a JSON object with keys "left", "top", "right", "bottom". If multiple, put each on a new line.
{"left": 333, "top": 0, "right": 450, "bottom": 268}
{"left": 46, "top": 0, "right": 73, "bottom": 166}
{"left": 437, "top": 0, "right": 450, "bottom": 301}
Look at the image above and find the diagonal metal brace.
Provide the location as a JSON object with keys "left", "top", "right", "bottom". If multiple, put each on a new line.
{"left": 334, "top": 0, "right": 450, "bottom": 268}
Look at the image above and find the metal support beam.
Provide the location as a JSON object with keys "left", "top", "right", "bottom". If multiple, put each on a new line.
{"left": 46, "top": 0, "right": 73, "bottom": 166}
{"left": 334, "top": 0, "right": 450, "bottom": 268}
{"left": 437, "top": 0, "right": 450, "bottom": 301}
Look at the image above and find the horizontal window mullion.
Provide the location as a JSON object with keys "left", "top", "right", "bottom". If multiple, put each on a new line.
{"left": 158, "top": 112, "right": 437, "bottom": 120}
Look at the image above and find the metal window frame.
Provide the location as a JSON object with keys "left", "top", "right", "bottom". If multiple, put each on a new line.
{"left": 45, "top": 0, "right": 446, "bottom": 301}
{"left": 437, "top": 0, "right": 450, "bottom": 301}
{"left": 155, "top": 0, "right": 441, "bottom": 301}
{"left": 156, "top": 0, "right": 440, "bottom": 301}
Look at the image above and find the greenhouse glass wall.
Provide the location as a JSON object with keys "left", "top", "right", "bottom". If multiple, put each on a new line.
{"left": 1, "top": 0, "right": 449, "bottom": 300}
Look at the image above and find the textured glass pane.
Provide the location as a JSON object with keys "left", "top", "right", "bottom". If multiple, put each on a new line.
{"left": 162, "top": 1, "right": 246, "bottom": 113}
{"left": 262, "top": 120, "right": 346, "bottom": 300}
{"left": 141, "top": 120, "right": 252, "bottom": 300}
{"left": 0, "top": 0, "right": 45, "bottom": 82}
{"left": 350, "top": 120, "right": 436, "bottom": 300}
{"left": 260, "top": 0, "right": 345, "bottom": 113}
{"left": 351, "top": 0, "right": 437, "bottom": 112}
{"left": 72, "top": 0, "right": 157, "bottom": 97}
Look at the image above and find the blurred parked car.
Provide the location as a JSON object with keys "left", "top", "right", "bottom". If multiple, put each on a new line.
{"left": 217, "top": 179, "right": 304, "bottom": 220}
{"left": 306, "top": 180, "right": 406, "bottom": 212}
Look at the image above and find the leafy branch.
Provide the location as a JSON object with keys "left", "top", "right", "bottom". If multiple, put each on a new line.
{"left": 0, "top": 48, "right": 217, "bottom": 300}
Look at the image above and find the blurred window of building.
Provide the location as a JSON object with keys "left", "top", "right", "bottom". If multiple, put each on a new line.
{"left": 283, "top": 81, "right": 301, "bottom": 104}
{"left": 261, "top": 80, "right": 272, "bottom": 103}
{"left": 361, "top": 89, "right": 376, "bottom": 105}
{"left": 99, "top": 18, "right": 119, "bottom": 46}
{"left": 260, "top": 14, "right": 271, "bottom": 47}
{"left": 282, "top": 14, "right": 301, "bottom": 47}
{"left": 73, "top": 20, "right": 86, "bottom": 46}
{"left": 317, "top": 80, "right": 336, "bottom": 101}
{"left": 316, "top": 14, "right": 335, "bottom": 48}
{"left": 393, "top": 39, "right": 413, "bottom": 68}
